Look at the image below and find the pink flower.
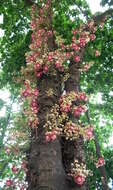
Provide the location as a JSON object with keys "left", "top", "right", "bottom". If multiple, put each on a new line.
{"left": 73, "top": 106, "right": 87, "bottom": 117}
{"left": 36, "top": 71, "right": 43, "bottom": 77}
{"left": 55, "top": 61, "right": 61, "bottom": 68}
{"left": 6, "top": 179, "right": 13, "bottom": 187}
{"left": 73, "top": 109, "right": 81, "bottom": 117}
{"left": 72, "top": 29, "right": 77, "bottom": 35}
{"left": 79, "top": 92, "right": 87, "bottom": 102}
{"left": 34, "top": 63, "right": 41, "bottom": 70}
{"left": 60, "top": 103, "right": 71, "bottom": 113}
{"left": 85, "top": 127, "right": 93, "bottom": 140}
{"left": 95, "top": 50, "right": 100, "bottom": 57}
{"left": 45, "top": 134, "right": 51, "bottom": 143}
{"left": 74, "top": 56, "right": 80, "bottom": 62}
{"left": 45, "top": 131, "right": 57, "bottom": 143}
{"left": 11, "top": 165, "right": 19, "bottom": 173}
{"left": 66, "top": 52, "right": 70, "bottom": 57}
{"left": 73, "top": 175, "right": 85, "bottom": 185}
{"left": 51, "top": 134, "right": 57, "bottom": 141}
{"left": 83, "top": 64, "right": 90, "bottom": 71}
{"left": 96, "top": 157, "right": 105, "bottom": 168}
{"left": 90, "top": 34, "right": 96, "bottom": 41}
{"left": 43, "top": 65, "right": 48, "bottom": 73}
{"left": 22, "top": 89, "right": 31, "bottom": 97}
{"left": 48, "top": 30, "right": 53, "bottom": 36}
{"left": 31, "top": 99, "right": 37, "bottom": 107}
{"left": 48, "top": 55, "right": 53, "bottom": 61}
{"left": 79, "top": 37, "right": 86, "bottom": 47}
{"left": 32, "top": 89, "right": 39, "bottom": 96}
{"left": 62, "top": 43, "right": 65, "bottom": 49}
{"left": 72, "top": 44, "right": 79, "bottom": 51}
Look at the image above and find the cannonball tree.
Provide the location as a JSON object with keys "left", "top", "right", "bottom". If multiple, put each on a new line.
{"left": 0, "top": 0, "right": 113, "bottom": 190}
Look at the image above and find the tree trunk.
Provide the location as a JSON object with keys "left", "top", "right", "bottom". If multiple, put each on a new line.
{"left": 62, "top": 63, "right": 89, "bottom": 190}
{"left": 26, "top": 71, "right": 69, "bottom": 190}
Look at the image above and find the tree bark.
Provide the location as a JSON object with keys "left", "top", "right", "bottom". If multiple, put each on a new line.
{"left": 26, "top": 72, "right": 69, "bottom": 190}
{"left": 62, "top": 63, "right": 89, "bottom": 190}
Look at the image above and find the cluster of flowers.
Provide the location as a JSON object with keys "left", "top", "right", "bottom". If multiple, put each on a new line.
{"left": 21, "top": 80, "right": 39, "bottom": 128}
{"left": 63, "top": 121, "right": 80, "bottom": 140}
{"left": 70, "top": 19, "right": 101, "bottom": 71}
{"left": 68, "top": 159, "right": 89, "bottom": 186}
{"left": 59, "top": 91, "right": 87, "bottom": 117}
{"left": 44, "top": 105, "right": 62, "bottom": 143}
{"left": 63, "top": 122, "right": 94, "bottom": 141}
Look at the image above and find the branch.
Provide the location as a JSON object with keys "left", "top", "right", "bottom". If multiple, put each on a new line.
{"left": 86, "top": 110, "right": 109, "bottom": 190}
{"left": 93, "top": 9, "right": 113, "bottom": 24}
{"left": 24, "top": 0, "right": 37, "bottom": 6}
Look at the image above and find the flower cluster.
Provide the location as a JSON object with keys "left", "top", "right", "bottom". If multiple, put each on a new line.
{"left": 73, "top": 105, "right": 87, "bottom": 117}
{"left": 44, "top": 105, "right": 62, "bottom": 142}
{"left": 69, "top": 160, "right": 89, "bottom": 186}
{"left": 63, "top": 121, "right": 80, "bottom": 140}
{"left": 59, "top": 91, "right": 87, "bottom": 114}
{"left": 21, "top": 80, "right": 39, "bottom": 128}
{"left": 96, "top": 157, "right": 105, "bottom": 168}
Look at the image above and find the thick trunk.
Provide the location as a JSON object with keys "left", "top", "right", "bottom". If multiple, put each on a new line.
{"left": 27, "top": 73, "right": 69, "bottom": 190}
{"left": 62, "top": 63, "right": 89, "bottom": 190}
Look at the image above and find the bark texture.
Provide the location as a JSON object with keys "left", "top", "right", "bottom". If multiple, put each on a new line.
{"left": 26, "top": 3, "right": 69, "bottom": 188}
{"left": 26, "top": 72, "right": 69, "bottom": 190}
{"left": 62, "top": 63, "right": 89, "bottom": 190}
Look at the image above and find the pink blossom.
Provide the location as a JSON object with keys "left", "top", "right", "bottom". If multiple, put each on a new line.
{"left": 85, "top": 127, "right": 93, "bottom": 140}
{"left": 45, "top": 131, "right": 57, "bottom": 143}
{"left": 74, "top": 56, "right": 80, "bottom": 62}
{"left": 79, "top": 37, "right": 86, "bottom": 47}
{"left": 34, "top": 63, "right": 41, "bottom": 70}
{"left": 22, "top": 89, "right": 31, "bottom": 97}
{"left": 79, "top": 92, "right": 87, "bottom": 102}
{"left": 83, "top": 64, "right": 90, "bottom": 71}
{"left": 66, "top": 52, "right": 70, "bottom": 57}
{"left": 90, "top": 34, "right": 96, "bottom": 41}
{"left": 11, "top": 165, "right": 19, "bottom": 173}
{"left": 32, "top": 89, "right": 39, "bottom": 96}
{"left": 36, "top": 71, "right": 43, "bottom": 77}
{"left": 45, "top": 134, "right": 51, "bottom": 143}
{"left": 48, "top": 55, "right": 53, "bottom": 61}
{"left": 95, "top": 50, "right": 100, "bottom": 57}
{"left": 51, "top": 134, "right": 57, "bottom": 141}
{"left": 6, "top": 179, "right": 13, "bottom": 187}
{"left": 62, "top": 43, "right": 65, "bottom": 49}
{"left": 55, "top": 61, "right": 61, "bottom": 68}
{"left": 72, "top": 29, "right": 77, "bottom": 35}
{"left": 43, "top": 65, "right": 48, "bottom": 73}
{"left": 72, "top": 44, "right": 79, "bottom": 51}
{"left": 73, "top": 175, "right": 85, "bottom": 185}
{"left": 96, "top": 157, "right": 105, "bottom": 168}
{"left": 73, "top": 106, "right": 86, "bottom": 117}
{"left": 60, "top": 103, "right": 71, "bottom": 113}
